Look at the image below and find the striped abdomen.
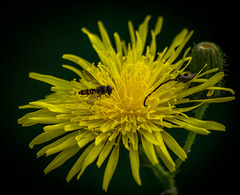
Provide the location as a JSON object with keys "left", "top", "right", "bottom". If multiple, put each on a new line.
{"left": 78, "top": 89, "right": 97, "bottom": 95}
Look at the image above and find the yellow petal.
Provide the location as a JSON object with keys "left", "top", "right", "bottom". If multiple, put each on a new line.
{"left": 129, "top": 145, "right": 142, "bottom": 186}
{"left": 28, "top": 116, "right": 64, "bottom": 125}
{"left": 163, "top": 28, "right": 193, "bottom": 63}
{"left": 122, "top": 134, "right": 129, "bottom": 149}
{"left": 66, "top": 142, "right": 95, "bottom": 182}
{"left": 98, "top": 21, "right": 113, "bottom": 50}
{"left": 101, "top": 120, "right": 118, "bottom": 132}
{"left": 178, "top": 72, "right": 224, "bottom": 98}
{"left": 46, "top": 133, "right": 77, "bottom": 156}
{"left": 95, "top": 132, "right": 109, "bottom": 145}
{"left": 77, "top": 134, "right": 96, "bottom": 148}
{"left": 44, "top": 145, "right": 80, "bottom": 174}
{"left": 36, "top": 132, "right": 78, "bottom": 157}
{"left": 141, "top": 135, "right": 159, "bottom": 165}
{"left": 81, "top": 27, "right": 105, "bottom": 51}
{"left": 166, "top": 118, "right": 210, "bottom": 135}
{"left": 113, "top": 32, "right": 122, "bottom": 55}
{"left": 108, "top": 129, "right": 120, "bottom": 141}
{"left": 174, "top": 102, "right": 204, "bottom": 113}
{"left": 43, "top": 122, "right": 70, "bottom": 131}
{"left": 207, "top": 89, "right": 214, "bottom": 96}
{"left": 175, "top": 115, "right": 225, "bottom": 131}
{"left": 64, "top": 124, "right": 81, "bottom": 131}
{"left": 97, "top": 140, "right": 116, "bottom": 168}
{"left": 141, "top": 130, "right": 159, "bottom": 145}
{"left": 207, "top": 86, "right": 235, "bottom": 95}
{"left": 62, "top": 64, "right": 83, "bottom": 78}
{"left": 29, "top": 129, "right": 65, "bottom": 149}
{"left": 138, "top": 15, "right": 151, "bottom": 46}
{"left": 128, "top": 20, "right": 136, "bottom": 46}
{"left": 102, "top": 144, "right": 119, "bottom": 191}
{"left": 155, "top": 145, "right": 175, "bottom": 173}
{"left": 186, "top": 96, "right": 235, "bottom": 104}
{"left": 28, "top": 101, "right": 70, "bottom": 113}
{"left": 161, "top": 131, "right": 187, "bottom": 161}
{"left": 127, "top": 131, "right": 138, "bottom": 150}
{"left": 29, "top": 72, "right": 74, "bottom": 89}
{"left": 149, "top": 17, "right": 163, "bottom": 57}
{"left": 77, "top": 141, "right": 105, "bottom": 179}
{"left": 154, "top": 132, "right": 176, "bottom": 172}
{"left": 62, "top": 54, "right": 99, "bottom": 79}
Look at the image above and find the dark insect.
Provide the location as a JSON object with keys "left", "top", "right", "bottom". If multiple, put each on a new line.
{"left": 76, "top": 70, "right": 113, "bottom": 108}
{"left": 78, "top": 85, "right": 113, "bottom": 108}
{"left": 143, "top": 72, "right": 196, "bottom": 107}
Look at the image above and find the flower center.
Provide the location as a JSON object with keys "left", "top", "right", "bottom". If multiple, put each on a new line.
{"left": 113, "top": 62, "right": 151, "bottom": 111}
{"left": 88, "top": 61, "right": 152, "bottom": 133}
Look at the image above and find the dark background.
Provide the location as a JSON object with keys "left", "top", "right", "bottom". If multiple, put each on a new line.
{"left": 2, "top": 1, "right": 238, "bottom": 194}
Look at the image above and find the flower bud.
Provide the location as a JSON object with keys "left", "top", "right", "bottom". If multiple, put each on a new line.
{"left": 190, "top": 42, "right": 224, "bottom": 78}
{"left": 190, "top": 42, "right": 226, "bottom": 98}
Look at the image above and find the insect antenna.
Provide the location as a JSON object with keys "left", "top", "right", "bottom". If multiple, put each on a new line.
{"left": 143, "top": 72, "right": 196, "bottom": 107}
{"left": 143, "top": 79, "right": 175, "bottom": 107}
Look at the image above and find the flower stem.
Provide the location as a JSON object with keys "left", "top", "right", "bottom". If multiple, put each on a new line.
{"left": 139, "top": 145, "right": 177, "bottom": 194}
{"left": 153, "top": 163, "right": 175, "bottom": 189}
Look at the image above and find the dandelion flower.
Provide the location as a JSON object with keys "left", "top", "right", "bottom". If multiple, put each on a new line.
{"left": 18, "top": 16, "right": 235, "bottom": 191}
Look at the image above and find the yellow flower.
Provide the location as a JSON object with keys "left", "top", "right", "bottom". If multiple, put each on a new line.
{"left": 18, "top": 16, "right": 235, "bottom": 191}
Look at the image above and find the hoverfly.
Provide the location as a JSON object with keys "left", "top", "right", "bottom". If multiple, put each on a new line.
{"left": 78, "top": 85, "right": 113, "bottom": 108}
{"left": 143, "top": 72, "right": 196, "bottom": 107}
{"left": 76, "top": 70, "right": 113, "bottom": 108}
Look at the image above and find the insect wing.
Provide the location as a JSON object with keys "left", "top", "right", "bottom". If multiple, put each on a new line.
{"left": 87, "top": 94, "right": 100, "bottom": 104}
{"left": 81, "top": 70, "right": 100, "bottom": 86}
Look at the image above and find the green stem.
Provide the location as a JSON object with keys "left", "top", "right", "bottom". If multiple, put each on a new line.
{"left": 140, "top": 145, "right": 177, "bottom": 194}
{"left": 152, "top": 163, "right": 175, "bottom": 191}
{"left": 175, "top": 103, "right": 209, "bottom": 173}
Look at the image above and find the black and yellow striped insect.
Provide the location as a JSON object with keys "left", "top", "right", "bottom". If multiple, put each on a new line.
{"left": 78, "top": 85, "right": 113, "bottom": 96}
{"left": 78, "top": 85, "right": 113, "bottom": 108}
{"left": 74, "top": 70, "right": 114, "bottom": 108}
{"left": 143, "top": 72, "right": 196, "bottom": 107}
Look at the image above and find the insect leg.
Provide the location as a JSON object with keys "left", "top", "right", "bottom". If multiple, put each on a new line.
{"left": 89, "top": 94, "right": 101, "bottom": 109}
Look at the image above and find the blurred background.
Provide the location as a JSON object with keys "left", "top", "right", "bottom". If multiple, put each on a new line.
{"left": 2, "top": 1, "right": 238, "bottom": 194}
